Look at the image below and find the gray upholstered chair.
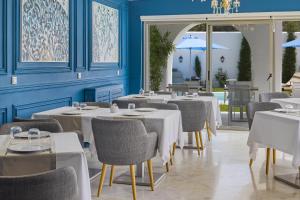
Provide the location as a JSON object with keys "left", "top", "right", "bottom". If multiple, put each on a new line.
{"left": 246, "top": 102, "right": 282, "bottom": 175}
{"left": 0, "top": 120, "right": 63, "bottom": 135}
{"left": 0, "top": 167, "right": 78, "bottom": 200}
{"left": 92, "top": 118, "right": 158, "bottom": 199}
{"left": 259, "top": 92, "right": 290, "bottom": 102}
{"left": 140, "top": 103, "right": 179, "bottom": 110}
{"left": 156, "top": 91, "right": 172, "bottom": 95}
{"left": 85, "top": 102, "right": 111, "bottom": 108}
{"left": 198, "top": 92, "right": 214, "bottom": 97}
{"left": 168, "top": 100, "right": 207, "bottom": 155}
{"left": 112, "top": 99, "right": 148, "bottom": 109}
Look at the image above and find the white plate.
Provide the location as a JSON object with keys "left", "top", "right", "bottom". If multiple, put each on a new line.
{"left": 14, "top": 131, "right": 50, "bottom": 139}
{"left": 274, "top": 108, "right": 299, "bottom": 113}
{"left": 135, "top": 108, "right": 157, "bottom": 112}
{"left": 61, "top": 111, "right": 82, "bottom": 115}
{"left": 121, "top": 113, "right": 142, "bottom": 117}
{"left": 81, "top": 106, "right": 99, "bottom": 110}
{"left": 7, "top": 144, "right": 50, "bottom": 153}
{"left": 185, "top": 95, "right": 194, "bottom": 98}
{"left": 132, "top": 96, "right": 147, "bottom": 99}
{"left": 182, "top": 98, "right": 194, "bottom": 101}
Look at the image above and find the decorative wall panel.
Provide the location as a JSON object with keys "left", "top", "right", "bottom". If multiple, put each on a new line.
{"left": 92, "top": 1, "right": 119, "bottom": 63}
{"left": 21, "top": 0, "right": 69, "bottom": 62}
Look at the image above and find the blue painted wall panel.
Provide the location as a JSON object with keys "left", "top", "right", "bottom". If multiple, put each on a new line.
{"left": 0, "top": 0, "right": 129, "bottom": 123}
{"left": 128, "top": 0, "right": 300, "bottom": 93}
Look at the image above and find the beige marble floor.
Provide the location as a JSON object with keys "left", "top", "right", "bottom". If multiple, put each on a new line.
{"left": 91, "top": 130, "right": 300, "bottom": 200}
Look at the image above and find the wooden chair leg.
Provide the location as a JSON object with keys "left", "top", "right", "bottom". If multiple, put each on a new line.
{"left": 273, "top": 149, "right": 276, "bottom": 165}
{"left": 266, "top": 148, "right": 271, "bottom": 175}
{"left": 199, "top": 131, "right": 204, "bottom": 150}
{"left": 169, "top": 151, "right": 173, "bottom": 165}
{"left": 109, "top": 165, "right": 115, "bottom": 186}
{"left": 249, "top": 159, "right": 253, "bottom": 167}
{"left": 165, "top": 162, "right": 169, "bottom": 172}
{"left": 97, "top": 164, "right": 107, "bottom": 197}
{"left": 195, "top": 131, "right": 201, "bottom": 156}
{"left": 206, "top": 121, "right": 211, "bottom": 142}
{"left": 172, "top": 142, "right": 176, "bottom": 156}
{"left": 147, "top": 160, "right": 154, "bottom": 191}
{"left": 130, "top": 165, "right": 137, "bottom": 200}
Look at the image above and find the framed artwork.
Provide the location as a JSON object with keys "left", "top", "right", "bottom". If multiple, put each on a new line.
{"left": 92, "top": 1, "right": 119, "bottom": 64}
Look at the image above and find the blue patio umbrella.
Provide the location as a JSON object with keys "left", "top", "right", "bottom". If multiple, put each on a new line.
{"left": 282, "top": 38, "right": 300, "bottom": 48}
{"left": 176, "top": 36, "right": 228, "bottom": 78}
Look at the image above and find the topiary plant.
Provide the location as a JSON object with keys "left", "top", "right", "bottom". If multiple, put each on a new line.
{"left": 237, "top": 37, "right": 252, "bottom": 81}
{"left": 194, "top": 56, "right": 201, "bottom": 79}
{"left": 150, "top": 26, "right": 174, "bottom": 91}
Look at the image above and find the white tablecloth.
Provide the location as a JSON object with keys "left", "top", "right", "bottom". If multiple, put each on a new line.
{"left": 33, "top": 107, "right": 183, "bottom": 163}
{"left": 119, "top": 94, "right": 222, "bottom": 135}
{"left": 272, "top": 98, "right": 300, "bottom": 109}
{"left": 247, "top": 111, "right": 300, "bottom": 168}
{"left": 0, "top": 133, "right": 91, "bottom": 200}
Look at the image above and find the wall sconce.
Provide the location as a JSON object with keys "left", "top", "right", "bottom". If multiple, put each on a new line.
{"left": 179, "top": 56, "right": 183, "bottom": 63}
{"left": 220, "top": 56, "right": 225, "bottom": 63}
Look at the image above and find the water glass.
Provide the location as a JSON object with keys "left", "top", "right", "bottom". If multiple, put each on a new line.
{"left": 28, "top": 128, "right": 40, "bottom": 144}
{"left": 149, "top": 91, "right": 155, "bottom": 96}
{"left": 128, "top": 103, "right": 136, "bottom": 110}
{"left": 79, "top": 103, "right": 87, "bottom": 109}
{"left": 193, "top": 92, "right": 198, "bottom": 98}
{"left": 184, "top": 92, "right": 189, "bottom": 96}
{"left": 10, "top": 126, "right": 22, "bottom": 139}
{"left": 72, "top": 101, "right": 80, "bottom": 108}
{"left": 285, "top": 104, "right": 294, "bottom": 114}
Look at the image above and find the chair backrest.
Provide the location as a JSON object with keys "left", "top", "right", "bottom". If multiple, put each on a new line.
{"left": 198, "top": 92, "right": 214, "bottom": 97}
{"left": 168, "top": 101, "right": 207, "bottom": 132}
{"left": 228, "top": 85, "right": 251, "bottom": 106}
{"left": 85, "top": 102, "right": 111, "bottom": 108}
{"left": 140, "top": 103, "right": 179, "bottom": 110}
{"left": 169, "top": 84, "right": 189, "bottom": 94}
{"left": 92, "top": 118, "right": 157, "bottom": 165}
{"left": 259, "top": 92, "right": 290, "bottom": 102}
{"left": 246, "top": 102, "right": 281, "bottom": 129}
{"left": 0, "top": 167, "right": 78, "bottom": 200}
{"left": 0, "top": 120, "right": 63, "bottom": 135}
{"left": 156, "top": 91, "right": 172, "bottom": 95}
{"left": 112, "top": 99, "right": 148, "bottom": 109}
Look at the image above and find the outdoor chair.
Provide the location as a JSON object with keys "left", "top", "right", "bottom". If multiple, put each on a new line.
{"left": 85, "top": 102, "right": 111, "bottom": 108}
{"left": 198, "top": 92, "right": 214, "bottom": 97}
{"left": 92, "top": 118, "right": 158, "bottom": 200}
{"left": 112, "top": 99, "right": 149, "bottom": 109}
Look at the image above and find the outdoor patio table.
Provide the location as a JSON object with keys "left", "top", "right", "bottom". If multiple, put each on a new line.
{"left": 0, "top": 132, "right": 91, "bottom": 200}
{"left": 247, "top": 111, "right": 300, "bottom": 188}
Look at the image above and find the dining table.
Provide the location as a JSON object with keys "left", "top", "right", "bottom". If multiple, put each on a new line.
{"left": 33, "top": 106, "right": 183, "bottom": 186}
{"left": 247, "top": 110, "right": 300, "bottom": 188}
{"left": 271, "top": 97, "right": 300, "bottom": 109}
{"left": 0, "top": 132, "right": 91, "bottom": 200}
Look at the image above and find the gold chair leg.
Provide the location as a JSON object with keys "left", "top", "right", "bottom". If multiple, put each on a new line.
{"left": 109, "top": 165, "right": 115, "bottom": 186}
{"left": 169, "top": 151, "right": 173, "bottom": 165}
{"left": 273, "top": 149, "right": 276, "bottom": 165}
{"left": 195, "top": 131, "right": 201, "bottom": 155}
{"left": 166, "top": 162, "right": 169, "bottom": 172}
{"left": 172, "top": 142, "right": 176, "bottom": 156}
{"left": 130, "top": 165, "right": 137, "bottom": 200}
{"left": 206, "top": 121, "right": 211, "bottom": 142}
{"left": 147, "top": 160, "right": 154, "bottom": 191}
{"left": 266, "top": 148, "right": 271, "bottom": 175}
{"left": 97, "top": 164, "right": 107, "bottom": 197}
{"left": 199, "top": 131, "right": 204, "bottom": 150}
{"left": 249, "top": 159, "right": 253, "bottom": 167}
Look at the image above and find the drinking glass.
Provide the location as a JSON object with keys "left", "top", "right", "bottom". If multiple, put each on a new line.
{"left": 10, "top": 126, "right": 22, "bottom": 139}
{"left": 79, "top": 103, "right": 87, "bottom": 109}
{"left": 193, "top": 92, "right": 198, "bottom": 98}
{"left": 184, "top": 92, "right": 189, "bottom": 96}
{"left": 128, "top": 103, "right": 136, "bottom": 110}
{"left": 72, "top": 101, "right": 80, "bottom": 108}
{"left": 285, "top": 104, "right": 294, "bottom": 114}
{"left": 28, "top": 128, "right": 40, "bottom": 144}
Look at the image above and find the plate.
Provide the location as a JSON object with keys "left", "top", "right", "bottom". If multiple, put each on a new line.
{"left": 132, "top": 96, "right": 147, "bottom": 99}
{"left": 61, "top": 111, "right": 82, "bottom": 115}
{"left": 7, "top": 144, "right": 50, "bottom": 153}
{"left": 135, "top": 108, "right": 157, "bottom": 112}
{"left": 121, "top": 113, "right": 142, "bottom": 117}
{"left": 182, "top": 98, "right": 194, "bottom": 101}
{"left": 274, "top": 108, "right": 299, "bottom": 113}
{"left": 14, "top": 131, "right": 50, "bottom": 139}
{"left": 185, "top": 95, "right": 194, "bottom": 98}
{"left": 81, "top": 106, "right": 99, "bottom": 110}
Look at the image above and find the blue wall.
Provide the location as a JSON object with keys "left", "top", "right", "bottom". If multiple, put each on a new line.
{"left": 0, "top": 0, "right": 129, "bottom": 124}
{"left": 128, "top": 0, "right": 300, "bottom": 93}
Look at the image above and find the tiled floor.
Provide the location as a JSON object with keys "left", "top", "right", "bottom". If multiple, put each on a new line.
{"left": 91, "top": 130, "right": 300, "bottom": 200}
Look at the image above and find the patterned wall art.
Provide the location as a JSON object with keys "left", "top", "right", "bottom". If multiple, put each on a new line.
{"left": 21, "top": 0, "right": 69, "bottom": 62}
{"left": 92, "top": 1, "right": 119, "bottom": 63}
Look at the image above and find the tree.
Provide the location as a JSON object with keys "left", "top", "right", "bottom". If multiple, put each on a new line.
{"left": 237, "top": 37, "right": 252, "bottom": 81}
{"left": 150, "top": 26, "right": 174, "bottom": 91}
{"left": 194, "top": 56, "right": 201, "bottom": 78}
{"left": 282, "top": 22, "right": 297, "bottom": 83}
